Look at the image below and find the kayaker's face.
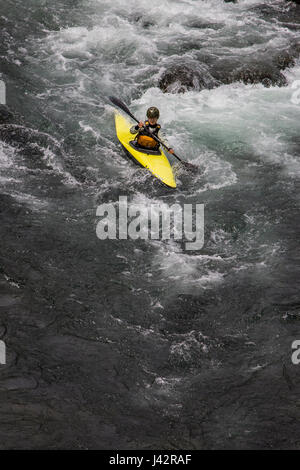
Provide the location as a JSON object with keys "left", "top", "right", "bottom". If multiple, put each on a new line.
{"left": 148, "top": 117, "right": 158, "bottom": 125}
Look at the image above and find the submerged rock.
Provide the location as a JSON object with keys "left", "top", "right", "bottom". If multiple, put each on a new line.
{"left": 159, "top": 61, "right": 289, "bottom": 93}
{"left": 274, "top": 52, "right": 296, "bottom": 70}
{"left": 225, "top": 66, "right": 287, "bottom": 88}
{"left": 157, "top": 42, "right": 299, "bottom": 93}
{"left": 158, "top": 64, "right": 217, "bottom": 93}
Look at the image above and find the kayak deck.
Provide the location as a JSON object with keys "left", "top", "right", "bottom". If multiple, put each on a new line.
{"left": 114, "top": 112, "right": 176, "bottom": 188}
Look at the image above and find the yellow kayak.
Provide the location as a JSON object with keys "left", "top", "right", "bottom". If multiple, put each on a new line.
{"left": 114, "top": 112, "right": 176, "bottom": 188}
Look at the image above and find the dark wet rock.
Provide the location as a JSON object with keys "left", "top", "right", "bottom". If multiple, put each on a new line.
{"left": 156, "top": 5, "right": 300, "bottom": 94}
{"left": 218, "top": 43, "right": 300, "bottom": 88}
{"left": 272, "top": 43, "right": 300, "bottom": 71}
{"left": 158, "top": 64, "right": 217, "bottom": 93}
{"left": 227, "top": 66, "right": 287, "bottom": 88}
{"left": 0, "top": 105, "right": 15, "bottom": 124}
{"left": 210, "top": 57, "right": 289, "bottom": 88}
{"left": 158, "top": 43, "right": 299, "bottom": 93}
{"left": 274, "top": 52, "right": 296, "bottom": 70}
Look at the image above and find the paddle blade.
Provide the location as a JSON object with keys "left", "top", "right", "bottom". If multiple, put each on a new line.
{"left": 109, "top": 96, "right": 138, "bottom": 123}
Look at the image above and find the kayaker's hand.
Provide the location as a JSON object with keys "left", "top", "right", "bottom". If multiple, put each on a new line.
{"left": 138, "top": 121, "right": 144, "bottom": 128}
{"left": 169, "top": 148, "right": 175, "bottom": 154}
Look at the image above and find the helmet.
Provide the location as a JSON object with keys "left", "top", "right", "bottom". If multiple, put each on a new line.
{"left": 146, "top": 107, "right": 159, "bottom": 119}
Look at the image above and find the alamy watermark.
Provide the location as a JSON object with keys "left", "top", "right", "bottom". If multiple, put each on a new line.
{"left": 96, "top": 196, "right": 204, "bottom": 250}
{"left": 291, "top": 80, "right": 300, "bottom": 105}
{"left": 0, "top": 79, "right": 6, "bottom": 105}
{"left": 291, "top": 340, "right": 300, "bottom": 365}
{"left": 0, "top": 340, "right": 6, "bottom": 365}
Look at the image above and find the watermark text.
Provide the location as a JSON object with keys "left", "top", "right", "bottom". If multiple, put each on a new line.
{"left": 291, "top": 340, "right": 300, "bottom": 365}
{"left": 0, "top": 340, "right": 6, "bottom": 365}
{"left": 0, "top": 80, "right": 6, "bottom": 105}
{"left": 96, "top": 196, "right": 204, "bottom": 251}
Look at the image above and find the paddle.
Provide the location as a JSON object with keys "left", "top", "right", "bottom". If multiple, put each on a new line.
{"left": 109, "top": 96, "right": 198, "bottom": 172}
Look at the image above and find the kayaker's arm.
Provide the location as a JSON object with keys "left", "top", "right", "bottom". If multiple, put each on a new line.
{"left": 130, "top": 121, "right": 144, "bottom": 134}
{"left": 130, "top": 125, "right": 138, "bottom": 134}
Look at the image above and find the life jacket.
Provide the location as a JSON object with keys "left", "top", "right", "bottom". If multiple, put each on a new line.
{"left": 136, "top": 121, "right": 161, "bottom": 149}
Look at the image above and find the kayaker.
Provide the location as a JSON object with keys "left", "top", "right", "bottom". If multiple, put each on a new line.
{"left": 130, "top": 106, "right": 175, "bottom": 154}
